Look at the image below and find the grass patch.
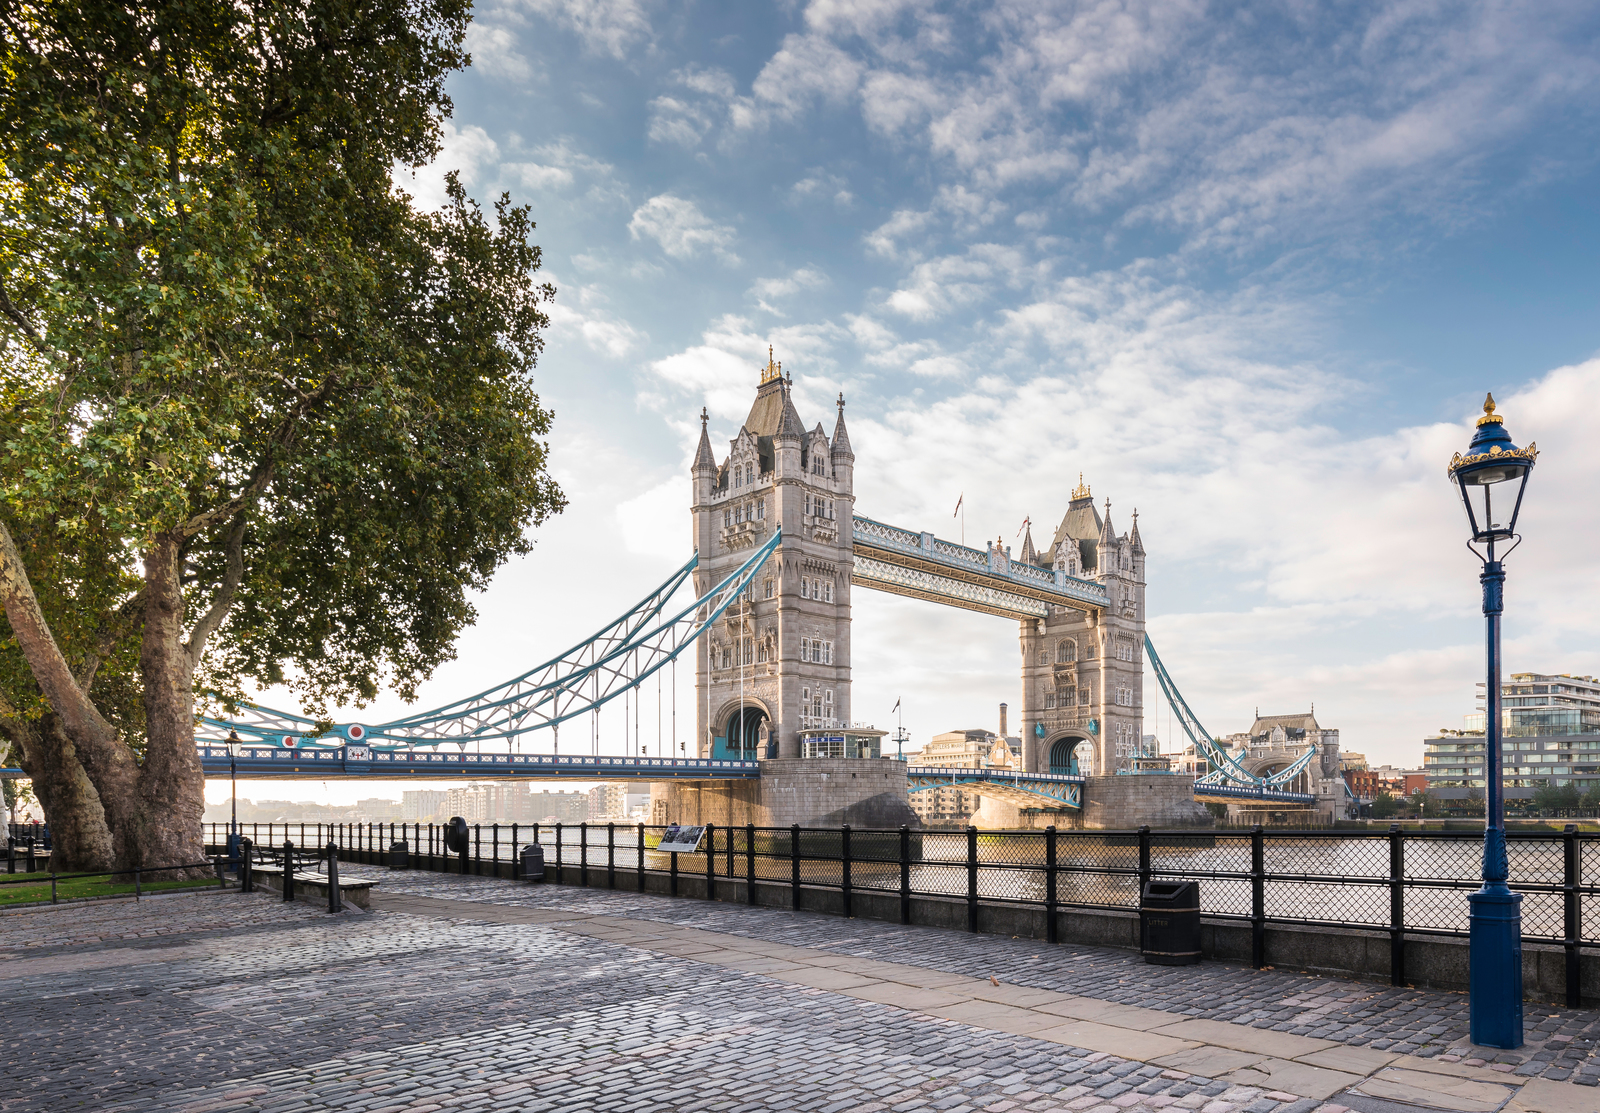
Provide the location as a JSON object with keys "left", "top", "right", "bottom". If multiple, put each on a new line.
{"left": 0, "top": 875, "right": 220, "bottom": 907}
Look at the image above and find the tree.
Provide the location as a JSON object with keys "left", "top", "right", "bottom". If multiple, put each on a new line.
{"left": 0, "top": 1, "right": 564, "bottom": 872}
{"left": 1532, "top": 783, "right": 1581, "bottom": 813}
{"left": 1371, "top": 792, "right": 1400, "bottom": 819}
{"left": 1409, "top": 790, "right": 1438, "bottom": 819}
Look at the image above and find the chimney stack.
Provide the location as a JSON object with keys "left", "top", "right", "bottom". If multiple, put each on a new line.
{"left": 999, "top": 702, "right": 1008, "bottom": 739}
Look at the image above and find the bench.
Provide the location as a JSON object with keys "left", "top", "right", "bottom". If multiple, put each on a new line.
{"left": 247, "top": 864, "right": 381, "bottom": 910}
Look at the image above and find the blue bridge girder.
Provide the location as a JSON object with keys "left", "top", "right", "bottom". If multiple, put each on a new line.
{"left": 1190, "top": 781, "right": 1317, "bottom": 806}
{"left": 198, "top": 745, "right": 761, "bottom": 781}
{"left": 905, "top": 766, "right": 1084, "bottom": 809}
{"left": 851, "top": 515, "right": 1109, "bottom": 620}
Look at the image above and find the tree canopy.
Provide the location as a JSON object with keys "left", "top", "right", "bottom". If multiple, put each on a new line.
{"left": 0, "top": 0, "right": 565, "bottom": 870}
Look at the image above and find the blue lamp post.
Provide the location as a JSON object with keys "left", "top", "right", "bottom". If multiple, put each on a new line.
{"left": 1448, "top": 393, "right": 1537, "bottom": 1050}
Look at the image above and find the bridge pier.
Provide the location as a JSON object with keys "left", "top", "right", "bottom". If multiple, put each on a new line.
{"left": 650, "top": 758, "right": 921, "bottom": 828}
{"left": 971, "top": 774, "right": 1213, "bottom": 830}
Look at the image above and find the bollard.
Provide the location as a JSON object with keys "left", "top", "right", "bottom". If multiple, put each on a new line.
{"left": 241, "top": 838, "right": 254, "bottom": 893}
{"left": 283, "top": 840, "right": 296, "bottom": 902}
{"left": 326, "top": 841, "right": 341, "bottom": 913}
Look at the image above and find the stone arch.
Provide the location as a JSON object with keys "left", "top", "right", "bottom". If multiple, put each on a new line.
{"left": 1048, "top": 733, "right": 1095, "bottom": 776}
{"left": 711, "top": 696, "right": 772, "bottom": 760}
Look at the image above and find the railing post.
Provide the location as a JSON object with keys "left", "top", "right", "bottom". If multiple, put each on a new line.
{"left": 327, "top": 841, "right": 342, "bottom": 913}
{"left": 670, "top": 840, "right": 679, "bottom": 896}
{"left": 580, "top": 822, "right": 589, "bottom": 888}
{"left": 638, "top": 823, "right": 646, "bottom": 890}
{"left": 899, "top": 825, "right": 911, "bottom": 925}
{"left": 1045, "top": 825, "right": 1059, "bottom": 945}
{"left": 1565, "top": 824, "right": 1581, "bottom": 1008}
{"left": 492, "top": 824, "right": 499, "bottom": 877}
{"left": 553, "top": 823, "right": 564, "bottom": 884}
{"left": 791, "top": 824, "right": 801, "bottom": 910}
{"left": 241, "top": 837, "right": 254, "bottom": 893}
{"left": 1250, "top": 824, "right": 1265, "bottom": 970}
{"left": 841, "top": 824, "right": 853, "bottom": 919}
{"left": 284, "top": 839, "right": 295, "bottom": 903}
{"left": 966, "top": 825, "right": 979, "bottom": 933}
{"left": 135, "top": 866, "right": 141, "bottom": 900}
{"left": 746, "top": 823, "right": 756, "bottom": 906}
{"left": 510, "top": 823, "right": 518, "bottom": 880}
{"left": 1389, "top": 824, "right": 1406, "bottom": 988}
{"left": 473, "top": 824, "right": 481, "bottom": 876}
{"left": 705, "top": 822, "right": 717, "bottom": 901}
{"left": 607, "top": 822, "right": 616, "bottom": 889}
{"left": 50, "top": 871, "right": 57, "bottom": 905}
{"left": 1138, "top": 823, "right": 1152, "bottom": 888}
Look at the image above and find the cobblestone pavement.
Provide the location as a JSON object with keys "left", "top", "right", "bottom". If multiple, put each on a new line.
{"left": 0, "top": 879, "right": 1590, "bottom": 1113}
{"left": 374, "top": 871, "right": 1600, "bottom": 1085}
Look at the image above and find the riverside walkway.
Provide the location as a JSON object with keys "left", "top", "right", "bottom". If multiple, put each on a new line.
{"left": 2, "top": 877, "right": 1597, "bottom": 1113}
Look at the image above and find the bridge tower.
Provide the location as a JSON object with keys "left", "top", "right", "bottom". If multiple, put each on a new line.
{"left": 690, "top": 350, "right": 855, "bottom": 761}
{"left": 1017, "top": 479, "right": 1147, "bottom": 778}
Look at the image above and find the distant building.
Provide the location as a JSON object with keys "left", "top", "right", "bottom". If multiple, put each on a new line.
{"left": 1425, "top": 671, "right": 1600, "bottom": 805}
{"left": 906, "top": 704, "right": 1021, "bottom": 824}
{"left": 526, "top": 790, "right": 587, "bottom": 824}
{"left": 402, "top": 790, "right": 446, "bottom": 822}
{"left": 587, "top": 782, "right": 652, "bottom": 823}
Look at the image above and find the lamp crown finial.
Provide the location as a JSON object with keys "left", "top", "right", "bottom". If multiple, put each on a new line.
{"left": 1477, "top": 392, "right": 1503, "bottom": 427}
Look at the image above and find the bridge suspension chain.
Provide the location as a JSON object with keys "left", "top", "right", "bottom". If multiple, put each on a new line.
{"left": 1143, "top": 634, "right": 1318, "bottom": 790}
{"left": 199, "top": 531, "right": 783, "bottom": 750}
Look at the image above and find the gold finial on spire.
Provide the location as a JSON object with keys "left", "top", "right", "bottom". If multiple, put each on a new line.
{"left": 761, "top": 345, "right": 782, "bottom": 385}
{"left": 1071, "top": 473, "right": 1091, "bottom": 500}
{"left": 1476, "top": 392, "right": 1503, "bottom": 426}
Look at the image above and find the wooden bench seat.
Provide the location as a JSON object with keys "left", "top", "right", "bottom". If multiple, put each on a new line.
{"left": 247, "top": 864, "right": 381, "bottom": 910}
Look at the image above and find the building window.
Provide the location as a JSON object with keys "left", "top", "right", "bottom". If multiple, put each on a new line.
{"left": 756, "top": 499, "right": 764, "bottom": 520}
{"left": 801, "top": 637, "right": 810, "bottom": 663}
{"left": 757, "top": 641, "right": 768, "bottom": 664}
{"left": 1038, "top": 649, "right": 1048, "bottom": 665}
{"left": 823, "top": 689, "right": 833, "bottom": 716}
{"left": 1058, "top": 640, "right": 1076, "bottom": 663}
{"left": 720, "top": 648, "right": 731, "bottom": 669}
{"left": 1045, "top": 693, "right": 1056, "bottom": 709}
{"left": 821, "top": 641, "right": 832, "bottom": 665}
{"left": 801, "top": 578, "right": 810, "bottom": 599}
{"left": 736, "top": 503, "right": 745, "bottom": 523}
{"left": 1079, "top": 689, "right": 1089, "bottom": 705}
{"left": 723, "top": 509, "right": 732, "bottom": 527}
{"left": 822, "top": 579, "right": 833, "bottom": 603}
{"left": 763, "top": 578, "right": 774, "bottom": 600}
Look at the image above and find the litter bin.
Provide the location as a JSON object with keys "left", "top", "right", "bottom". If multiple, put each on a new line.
{"left": 520, "top": 843, "right": 545, "bottom": 882}
{"left": 1140, "top": 880, "right": 1201, "bottom": 965}
{"left": 387, "top": 840, "right": 409, "bottom": 870}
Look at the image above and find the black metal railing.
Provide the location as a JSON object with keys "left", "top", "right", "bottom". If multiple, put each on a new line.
{"left": 204, "top": 819, "right": 1600, "bottom": 1004}
{"left": 0, "top": 860, "right": 228, "bottom": 907}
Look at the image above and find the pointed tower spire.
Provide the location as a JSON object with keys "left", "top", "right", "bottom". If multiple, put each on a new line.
{"left": 1019, "top": 520, "right": 1038, "bottom": 565}
{"left": 1129, "top": 509, "right": 1144, "bottom": 554}
{"left": 693, "top": 406, "right": 716, "bottom": 471}
{"left": 831, "top": 392, "right": 854, "bottom": 459}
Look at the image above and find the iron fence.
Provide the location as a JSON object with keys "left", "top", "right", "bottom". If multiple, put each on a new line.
{"left": 205, "top": 819, "right": 1599, "bottom": 1004}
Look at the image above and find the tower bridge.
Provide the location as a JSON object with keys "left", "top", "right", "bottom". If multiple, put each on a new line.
{"left": 182, "top": 349, "right": 1331, "bottom": 828}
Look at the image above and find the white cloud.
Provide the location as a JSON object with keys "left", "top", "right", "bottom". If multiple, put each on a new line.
{"left": 465, "top": 23, "right": 533, "bottom": 82}
{"left": 647, "top": 96, "right": 713, "bottom": 148}
{"left": 394, "top": 121, "right": 499, "bottom": 211}
{"left": 519, "top": 0, "right": 651, "bottom": 59}
{"left": 628, "top": 195, "right": 740, "bottom": 263}
{"left": 790, "top": 169, "right": 854, "bottom": 207}
{"left": 750, "top": 266, "right": 830, "bottom": 309}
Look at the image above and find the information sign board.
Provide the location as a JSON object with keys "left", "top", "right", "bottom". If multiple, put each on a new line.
{"left": 656, "top": 824, "right": 706, "bottom": 853}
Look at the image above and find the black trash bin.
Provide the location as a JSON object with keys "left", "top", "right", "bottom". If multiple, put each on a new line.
{"left": 520, "top": 843, "right": 545, "bottom": 882}
{"left": 1140, "top": 880, "right": 1201, "bottom": 965}
{"left": 387, "top": 840, "right": 408, "bottom": 870}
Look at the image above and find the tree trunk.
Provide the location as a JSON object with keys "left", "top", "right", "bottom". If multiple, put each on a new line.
{"left": 130, "top": 534, "right": 207, "bottom": 874}
{"left": 5, "top": 713, "right": 115, "bottom": 871}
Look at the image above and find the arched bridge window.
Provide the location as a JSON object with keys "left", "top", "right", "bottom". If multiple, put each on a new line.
{"left": 1057, "top": 640, "right": 1076, "bottom": 663}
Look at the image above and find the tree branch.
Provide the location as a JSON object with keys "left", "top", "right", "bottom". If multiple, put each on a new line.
{"left": 75, "top": 588, "right": 145, "bottom": 692}
{"left": 0, "top": 515, "right": 116, "bottom": 746}
{"left": 185, "top": 515, "right": 246, "bottom": 670}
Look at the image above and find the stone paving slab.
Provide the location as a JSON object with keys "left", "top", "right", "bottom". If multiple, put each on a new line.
{"left": 2, "top": 876, "right": 1598, "bottom": 1113}
{"left": 372, "top": 870, "right": 1600, "bottom": 1086}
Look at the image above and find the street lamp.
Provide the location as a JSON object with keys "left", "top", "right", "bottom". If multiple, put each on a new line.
{"left": 1448, "top": 392, "right": 1537, "bottom": 1050}
{"left": 225, "top": 730, "right": 242, "bottom": 868}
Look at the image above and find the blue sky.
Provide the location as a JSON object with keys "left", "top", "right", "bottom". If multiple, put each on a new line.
{"left": 221, "top": 0, "right": 1600, "bottom": 805}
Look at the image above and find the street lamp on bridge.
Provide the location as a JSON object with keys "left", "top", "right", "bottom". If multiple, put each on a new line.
{"left": 1448, "top": 392, "right": 1537, "bottom": 1050}
{"left": 224, "top": 730, "right": 243, "bottom": 868}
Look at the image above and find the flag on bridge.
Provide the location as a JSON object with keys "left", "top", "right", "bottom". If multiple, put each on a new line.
{"left": 953, "top": 493, "right": 963, "bottom": 516}
{"left": 892, "top": 698, "right": 901, "bottom": 713}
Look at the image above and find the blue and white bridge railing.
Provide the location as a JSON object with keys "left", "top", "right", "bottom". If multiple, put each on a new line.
{"left": 198, "top": 745, "right": 762, "bottom": 780}
{"left": 906, "top": 766, "right": 1084, "bottom": 809}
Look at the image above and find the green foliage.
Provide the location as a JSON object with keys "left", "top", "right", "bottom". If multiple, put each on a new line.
{"left": 1532, "top": 783, "right": 1582, "bottom": 812}
{"left": 1370, "top": 791, "right": 1400, "bottom": 819}
{"left": 0, "top": 1, "right": 564, "bottom": 722}
{"left": 1409, "top": 790, "right": 1438, "bottom": 819}
{"left": 1204, "top": 801, "right": 1228, "bottom": 820}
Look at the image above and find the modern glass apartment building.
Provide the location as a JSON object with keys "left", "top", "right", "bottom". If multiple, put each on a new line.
{"left": 1425, "top": 672, "right": 1600, "bottom": 802}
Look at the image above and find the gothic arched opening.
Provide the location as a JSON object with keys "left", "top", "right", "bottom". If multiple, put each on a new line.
{"left": 1049, "top": 736, "right": 1093, "bottom": 776}
{"left": 723, "top": 706, "right": 768, "bottom": 760}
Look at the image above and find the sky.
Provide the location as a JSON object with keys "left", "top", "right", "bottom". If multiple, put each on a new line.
{"left": 215, "top": 0, "right": 1600, "bottom": 807}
